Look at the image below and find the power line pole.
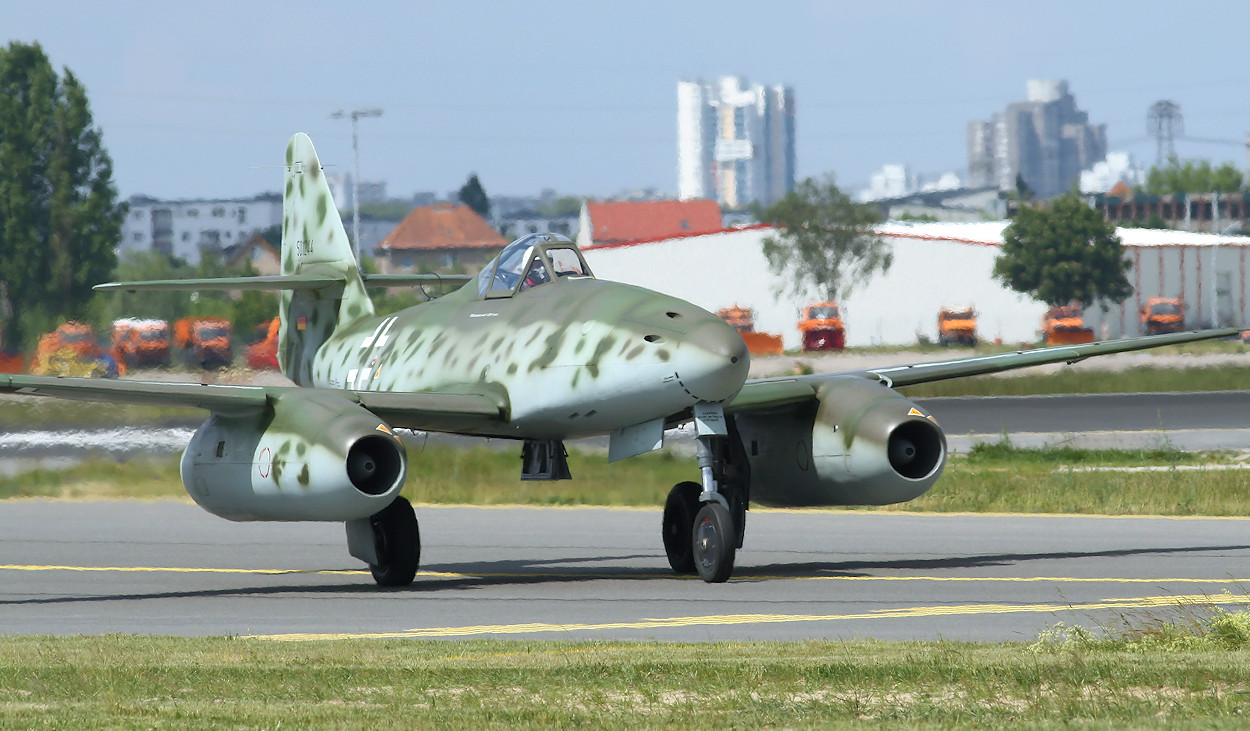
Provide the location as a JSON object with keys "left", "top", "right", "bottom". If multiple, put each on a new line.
{"left": 1146, "top": 100, "right": 1183, "bottom": 168}
{"left": 331, "top": 108, "right": 383, "bottom": 267}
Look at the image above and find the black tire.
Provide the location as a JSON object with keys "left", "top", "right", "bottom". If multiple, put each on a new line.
{"left": 662, "top": 481, "right": 702, "bottom": 574}
{"left": 692, "top": 502, "right": 736, "bottom": 583}
{"left": 369, "top": 496, "right": 421, "bottom": 587}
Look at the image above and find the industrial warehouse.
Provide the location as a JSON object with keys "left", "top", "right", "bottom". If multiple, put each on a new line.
{"left": 584, "top": 221, "right": 1250, "bottom": 349}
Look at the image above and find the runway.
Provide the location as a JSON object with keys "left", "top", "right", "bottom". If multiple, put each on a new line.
{"left": 3, "top": 500, "right": 1249, "bottom": 642}
{"left": 917, "top": 390, "right": 1250, "bottom": 451}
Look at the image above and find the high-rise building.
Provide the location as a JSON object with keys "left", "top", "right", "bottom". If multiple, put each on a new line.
{"left": 967, "top": 80, "right": 1106, "bottom": 199}
{"left": 677, "top": 77, "right": 795, "bottom": 209}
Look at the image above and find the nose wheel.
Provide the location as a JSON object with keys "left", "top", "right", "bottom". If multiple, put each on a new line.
{"left": 692, "top": 501, "right": 735, "bottom": 583}
{"left": 662, "top": 481, "right": 702, "bottom": 574}
{"left": 661, "top": 429, "right": 748, "bottom": 583}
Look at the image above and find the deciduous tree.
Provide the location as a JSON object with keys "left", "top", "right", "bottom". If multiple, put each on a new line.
{"left": 0, "top": 41, "right": 124, "bottom": 347}
{"left": 755, "top": 176, "right": 890, "bottom": 302}
{"left": 994, "top": 194, "right": 1132, "bottom": 308}
{"left": 1144, "top": 157, "right": 1245, "bottom": 195}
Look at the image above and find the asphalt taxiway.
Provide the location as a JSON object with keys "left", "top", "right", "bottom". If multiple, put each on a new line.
{"left": 3, "top": 500, "right": 1249, "bottom": 642}
{"left": 918, "top": 390, "right": 1250, "bottom": 452}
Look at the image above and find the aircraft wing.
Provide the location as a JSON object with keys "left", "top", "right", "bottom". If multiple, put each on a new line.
{"left": 0, "top": 375, "right": 509, "bottom": 433}
{"left": 726, "top": 327, "right": 1243, "bottom": 410}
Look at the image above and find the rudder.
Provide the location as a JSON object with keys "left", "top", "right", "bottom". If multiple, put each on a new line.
{"left": 279, "top": 133, "right": 375, "bottom": 385}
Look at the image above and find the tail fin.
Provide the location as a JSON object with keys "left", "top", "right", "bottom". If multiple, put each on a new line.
{"left": 279, "top": 133, "right": 375, "bottom": 385}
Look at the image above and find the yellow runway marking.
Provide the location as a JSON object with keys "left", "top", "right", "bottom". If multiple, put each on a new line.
{"left": 254, "top": 592, "right": 1250, "bottom": 641}
{"left": 5, "top": 563, "right": 1245, "bottom": 641}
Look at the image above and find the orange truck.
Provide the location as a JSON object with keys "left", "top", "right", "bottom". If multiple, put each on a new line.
{"left": 716, "top": 304, "right": 783, "bottom": 356}
{"left": 1140, "top": 297, "right": 1184, "bottom": 335}
{"left": 30, "top": 321, "right": 121, "bottom": 378}
{"left": 1043, "top": 304, "right": 1095, "bottom": 345}
{"left": 937, "top": 305, "right": 977, "bottom": 347}
{"left": 798, "top": 302, "right": 845, "bottom": 351}
{"left": 174, "top": 317, "right": 234, "bottom": 369}
{"left": 111, "top": 318, "right": 171, "bottom": 368}
{"left": 246, "top": 317, "right": 280, "bottom": 370}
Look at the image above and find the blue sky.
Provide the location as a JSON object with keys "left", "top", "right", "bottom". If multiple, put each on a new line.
{"left": 8, "top": 1, "right": 1250, "bottom": 201}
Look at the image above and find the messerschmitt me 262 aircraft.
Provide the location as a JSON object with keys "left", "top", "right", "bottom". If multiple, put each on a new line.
{"left": 2, "top": 133, "right": 1239, "bottom": 586}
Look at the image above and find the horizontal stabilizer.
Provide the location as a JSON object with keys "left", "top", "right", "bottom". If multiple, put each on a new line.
{"left": 94, "top": 274, "right": 345, "bottom": 293}
{"left": 94, "top": 273, "right": 471, "bottom": 293}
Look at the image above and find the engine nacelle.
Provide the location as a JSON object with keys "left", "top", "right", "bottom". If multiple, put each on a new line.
{"left": 180, "top": 390, "right": 407, "bottom": 521}
{"left": 734, "top": 376, "right": 946, "bottom": 507}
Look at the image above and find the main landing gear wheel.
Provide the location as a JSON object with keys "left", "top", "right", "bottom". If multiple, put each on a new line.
{"left": 693, "top": 502, "right": 736, "bottom": 583}
{"left": 368, "top": 496, "right": 421, "bottom": 587}
{"left": 662, "top": 481, "right": 703, "bottom": 574}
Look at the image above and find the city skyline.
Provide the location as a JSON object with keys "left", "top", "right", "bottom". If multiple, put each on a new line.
{"left": 7, "top": 1, "right": 1249, "bottom": 202}
{"left": 678, "top": 76, "right": 795, "bottom": 208}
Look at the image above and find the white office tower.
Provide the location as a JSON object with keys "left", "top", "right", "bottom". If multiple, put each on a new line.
{"left": 677, "top": 77, "right": 795, "bottom": 209}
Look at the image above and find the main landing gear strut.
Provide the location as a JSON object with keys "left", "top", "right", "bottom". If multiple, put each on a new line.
{"left": 662, "top": 429, "right": 748, "bottom": 583}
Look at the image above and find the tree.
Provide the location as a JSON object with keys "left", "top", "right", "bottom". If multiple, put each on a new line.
{"left": 1144, "top": 157, "right": 1245, "bottom": 195}
{"left": 755, "top": 176, "right": 889, "bottom": 302}
{"left": 537, "top": 195, "right": 583, "bottom": 218}
{"left": 458, "top": 174, "right": 490, "bottom": 219}
{"left": 993, "top": 194, "right": 1132, "bottom": 308}
{"left": 0, "top": 42, "right": 124, "bottom": 347}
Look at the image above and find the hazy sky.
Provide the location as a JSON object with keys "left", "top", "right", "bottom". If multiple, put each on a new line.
{"left": 8, "top": 1, "right": 1250, "bottom": 202}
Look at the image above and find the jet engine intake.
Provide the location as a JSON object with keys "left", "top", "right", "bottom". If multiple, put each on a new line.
{"left": 734, "top": 376, "right": 946, "bottom": 507}
{"left": 180, "top": 390, "right": 407, "bottom": 521}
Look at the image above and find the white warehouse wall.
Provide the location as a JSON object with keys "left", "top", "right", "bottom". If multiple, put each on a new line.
{"left": 583, "top": 222, "right": 1250, "bottom": 349}
{"left": 583, "top": 225, "right": 1045, "bottom": 349}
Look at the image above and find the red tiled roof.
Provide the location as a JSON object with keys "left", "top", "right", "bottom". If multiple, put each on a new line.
{"left": 376, "top": 203, "right": 506, "bottom": 252}
{"left": 586, "top": 199, "right": 722, "bottom": 244}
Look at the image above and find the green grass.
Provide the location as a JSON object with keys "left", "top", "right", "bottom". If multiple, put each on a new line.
{"left": 0, "top": 457, "right": 185, "bottom": 500}
{"left": 3, "top": 631, "right": 1250, "bottom": 726}
{"left": 900, "top": 439, "right": 1250, "bottom": 516}
{"left": 0, "top": 395, "right": 200, "bottom": 429}
{"left": 6, "top": 441, "right": 1250, "bottom": 518}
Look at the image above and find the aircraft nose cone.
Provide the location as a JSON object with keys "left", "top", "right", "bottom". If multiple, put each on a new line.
{"left": 674, "top": 318, "right": 750, "bottom": 402}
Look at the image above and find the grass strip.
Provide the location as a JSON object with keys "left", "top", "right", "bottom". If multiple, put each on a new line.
{"left": 2, "top": 629, "right": 1250, "bottom": 726}
{"left": 3, "top": 441, "right": 1248, "bottom": 517}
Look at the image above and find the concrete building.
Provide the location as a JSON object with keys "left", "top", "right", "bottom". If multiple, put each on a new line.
{"left": 498, "top": 212, "right": 579, "bottom": 241}
{"left": 577, "top": 199, "right": 723, "bottom": 248}
{"left": 119, "top": 194, "right": 282, "bottom": 265}
{"left": 325, "top": 173, "right": 387, "bottom": 212}
{"left": 374, "top": 202, "right": 506, "bottom": 273}
{"left": 582, "top": 221, "right": 1250, "bottom": 350}
{"left": 968, "top": 80, "right": 1107, "bottom": 199}
{"left": 677, "top": 76, "right": 795, "bottom": 209}
{"left": 1093, "top": 190, "right": 1249, "bottom": 234}
{"left": 224, "top": 234, "right": 281, "bottom": 276}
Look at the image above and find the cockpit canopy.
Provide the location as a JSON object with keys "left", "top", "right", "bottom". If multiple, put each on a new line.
{"left": 475, "top": 233, "right": 594, "bottom": 298}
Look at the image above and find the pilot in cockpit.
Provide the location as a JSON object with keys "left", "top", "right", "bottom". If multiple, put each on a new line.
{"left": 521, "top": 257, "right": 550, "bottom": 290}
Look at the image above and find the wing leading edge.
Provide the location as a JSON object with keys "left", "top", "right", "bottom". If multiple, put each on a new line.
{"left": 0, "top": 375, "right": 508, "bottom": 433}
{"left": 727, "top": 327, "right": 1243, "bottom": 412}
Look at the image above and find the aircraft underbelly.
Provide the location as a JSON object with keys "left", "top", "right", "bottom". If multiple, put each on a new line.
{"left": 504, "top": 362, "right": 690, "bottom": 437}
